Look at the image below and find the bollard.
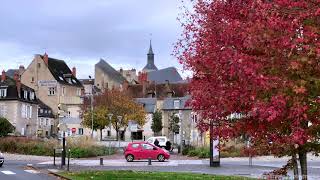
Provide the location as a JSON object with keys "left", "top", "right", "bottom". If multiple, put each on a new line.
{"left": 144, "top": 136, "right": 145, "bottom": 141}
{"left": 53, "top": 149, "right": 56, "bottom": 166}
{"left": 67, "top": 149, "right": 70, "bottom": 171}
{"left": 100, "top": 158, "right": 103, "bottom": 165}
{"left": 148, "top": 157, "right": 152, "bottom": 165}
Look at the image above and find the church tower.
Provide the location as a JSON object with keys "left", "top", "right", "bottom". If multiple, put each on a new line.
{"left": 142, "top": 40, "right": 158, "bottom": 72}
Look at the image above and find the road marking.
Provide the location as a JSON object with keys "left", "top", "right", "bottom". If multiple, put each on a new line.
{"left": 24, "top": 170, "right": 40, "bottom": 174}
{"left": 1, "top": 170, "right": 16, "bottom": 175}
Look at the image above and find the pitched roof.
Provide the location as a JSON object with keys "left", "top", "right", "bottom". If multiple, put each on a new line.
{"left": 6, "top": 69, "right": 18, "bottom": 78}
{"left": 0, "top": 76, "right": 38, "bottom": 104}
{"left": 39, "top": 55, "right": 83, "bottom": 87}
{"left": 135, "top": 98, "right": 157, "bottom": 113}
{"left": 162, "top": 96, "right": 191, "bottom": 110}
{"left": 38, "top": 100, "right": 54, "bottom": 118}
{"left": 147, "top": 67, "right": 183, "bottom": 84}
{"left": 126, "top": 82, "right": 189, "bottom": 99}
{"left": 95, "top": 59, "right": 126, "bottom": 83}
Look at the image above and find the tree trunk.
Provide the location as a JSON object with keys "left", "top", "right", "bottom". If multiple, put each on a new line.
{"left": 292, "top": 154, "right": 299, "bottom": 180}
{"left": 116, "top": 130, "right": 119, "bottom": 141}
{"left": 299, "top": 151, "right": 308, "bottom": 180}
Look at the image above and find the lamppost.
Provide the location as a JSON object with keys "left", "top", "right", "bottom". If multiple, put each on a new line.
{"left": 89, "top": 76, "right": 94, "bottom": 138}
{"left": 107, "top": 113, "right": 113, "bottom": 155}
{"left": 57, "top": 122, "right": 67, "bottom": 166}
{"left": 117, "top": 115, "right": 123, "bottom": 148}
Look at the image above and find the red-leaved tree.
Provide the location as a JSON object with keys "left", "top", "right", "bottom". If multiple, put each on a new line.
{"left": 175, "top": 1, "right": 320, "bottom": 179}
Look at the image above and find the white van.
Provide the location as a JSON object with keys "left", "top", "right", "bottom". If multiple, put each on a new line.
{"left": 146, "top": 136, "right": 168, "bottom": 147}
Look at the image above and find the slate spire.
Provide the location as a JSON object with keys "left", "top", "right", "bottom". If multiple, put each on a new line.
{"left": 142, "top": 39, "right": 158, "bottom": 72}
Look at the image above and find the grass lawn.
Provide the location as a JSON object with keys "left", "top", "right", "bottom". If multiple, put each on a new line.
{"left": 60, "top": 170, "right": 255, "bottom": 180}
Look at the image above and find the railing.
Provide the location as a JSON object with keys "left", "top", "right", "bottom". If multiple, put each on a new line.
{"left": 59, "top": 96, "right": 83, "bottom": 105}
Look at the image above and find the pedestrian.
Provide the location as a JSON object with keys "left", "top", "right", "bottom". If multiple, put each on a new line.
{"left": 154, "top": 138, "right": 160, "bottom": 147}
{"left": 165, "top": 141, "right": 172, "bottom": 151}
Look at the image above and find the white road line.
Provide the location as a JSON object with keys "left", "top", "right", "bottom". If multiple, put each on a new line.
{"left": 24, "top": 170, "right": 40, "bottom": 174}
{"left": 1, "top": 170, "right": 16, "bottom": 175}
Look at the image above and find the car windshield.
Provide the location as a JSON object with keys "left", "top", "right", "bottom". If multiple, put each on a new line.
{"left": 158, "top": 138, "right": 165, "bottom": 142}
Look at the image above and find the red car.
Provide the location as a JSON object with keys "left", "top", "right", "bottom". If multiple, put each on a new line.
{"left": 124, "top": 142, "right": 170, "bottom": 162}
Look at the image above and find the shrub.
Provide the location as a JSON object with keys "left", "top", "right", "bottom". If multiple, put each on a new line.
{"left": 182, "top": 145, "right": 194, "bottom": 155}
{"left": 0, "top": 117, "right": 15, "bottom": 137}
{"left": 0, "top": 136, "right": 114, "bottom": 158}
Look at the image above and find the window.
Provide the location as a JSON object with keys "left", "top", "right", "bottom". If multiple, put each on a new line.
{"left": 22, "top": 104, "right": 32, "bottom": 119}
{"left": 30, "top": 92, "right": 35, "bottom": 100}
{"left": 142, "top": 144, "right": 153, "bottom": 150}
{"left": 24, "top": 91, "right": 28, "bottom": 99}
{"left": 46, "top": 119, "right": 49, "bottom": 126}
{"left": 62, "top": 86, "right": 65, "bottom": 96}
{"left": 39, "top": 119, "right": 43, "bottom": 126}
{"left": 38, "top": 63, "right": 41, "bottom": 68}
{"left": 174, "top": 100, "right": 180, "bottom": 109}
{"left": 31, "top": 77, "right": 34, "bottom": 83}
{"left": 131, "top": 131, "right": 143, "bottom": 140}
{"left": 131, "top": 144, "right": 139, "bottom": 149}
{"left": 40, "top": 109, "right": 43, "bottom": 113}
{"left": 76, "top": 88, "right": 81, "bottom": 96}
{"left": 78, "top": 128, "right": 83, "bottom": 135}
{"left": 68, "top": 111, "right": 71, "bottom": 117}
{"left": 0, "top": 88, "right": 7, "bottom": 98}
{"left": 48, "top": 87, "right": 56, "bottom": 96}
{"left": 107, "top": 130, "right": 111, "bottom": 136}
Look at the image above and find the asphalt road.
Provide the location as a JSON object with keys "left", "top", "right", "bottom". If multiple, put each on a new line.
{"left": 0, "top": 160, "right": 57, "bottom": 180}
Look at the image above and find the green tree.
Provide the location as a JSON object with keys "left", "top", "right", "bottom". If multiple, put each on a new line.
{"left": 168, "top": 113, "right": 180, "bottom": 135}
{"left": 0, "top": 117, "right": 14, "bottom": 137}
{"left": 151, "top": 110, "right": 163, "bottom": 136}
{"left": 82, "top": 106, "right": 109, "bottom": 141}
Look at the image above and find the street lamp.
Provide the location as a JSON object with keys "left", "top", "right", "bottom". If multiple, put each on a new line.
{"left": 117, "top": 115, "right": 123, "bottom": 148}
{"left": 89, "top": 76, "right": 94, "bottom": 138}
{"left": 107, "top": 113, "right": 113, "bottom": 155}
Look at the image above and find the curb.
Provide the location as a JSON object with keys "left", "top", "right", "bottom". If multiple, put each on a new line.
{"left": 28, "top": 164, "right": 71, "bottom": 180}
{"left": 48, "top": 170, "right": 72, "bottom": 180}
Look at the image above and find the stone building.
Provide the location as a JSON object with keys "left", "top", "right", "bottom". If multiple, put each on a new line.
{"left": 21, "top": 53, "right": 84, "bottom": 136}
{"left": 94, "top": 59, "right": 126, "bottom": 92}
{"left": 0, "top": 71, "right": 38, "bottom": 136}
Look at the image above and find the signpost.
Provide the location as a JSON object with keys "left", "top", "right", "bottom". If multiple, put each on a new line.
{"left": 57, "top": 123, "right": 68, "bottom": 166}
{"left": 210, "top": 121, "right": 220, "bottom": 167}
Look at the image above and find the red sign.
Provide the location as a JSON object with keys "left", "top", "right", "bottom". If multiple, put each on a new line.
{"left": 71, "top": 128, "right": 76, "bottom": 133}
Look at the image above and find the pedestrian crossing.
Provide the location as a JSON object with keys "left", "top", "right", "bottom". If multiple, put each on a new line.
{"left": 1, "top": 169, "right": 40, "bottom": 175}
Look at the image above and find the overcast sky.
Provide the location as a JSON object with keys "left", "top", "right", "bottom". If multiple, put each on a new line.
{"left": 0, "top": 0, "right": 189, "bottom": 79}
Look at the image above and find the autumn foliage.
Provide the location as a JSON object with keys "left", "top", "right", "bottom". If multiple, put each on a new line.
{"left": 82, "top": 89, "right": 146, "bottom": 140}
{"left": 176, "top": 0, "right": 320, "bottom": 178}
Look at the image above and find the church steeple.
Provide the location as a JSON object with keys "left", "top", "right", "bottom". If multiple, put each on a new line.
{"left": 142, "top": 39, "right": 158, "bottom": 72}
{"left": 148, "top": 40, "right": 154, "bottom": 55}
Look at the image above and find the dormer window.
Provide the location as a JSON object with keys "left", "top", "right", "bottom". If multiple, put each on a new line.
{"left": 76, "top": 88, "right": 81, "bottom": 96}
{"left": 30, "top": 92, "right": 35, "bottom": 100}
{"left": 24, "top": 91, "right": 28, "bottom": 99}
{"left": 174, "top": 100, "right": 180, "bottom": 109}
{"left": 0, "top": 88, "right": 7, "bottom": 98}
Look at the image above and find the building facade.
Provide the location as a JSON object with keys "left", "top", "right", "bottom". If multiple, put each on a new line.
{"left": 0, "top": 71, "right": 38, "bottom": 136}
{"left": 21, "top": 53, "right": 84, "bottom": 136}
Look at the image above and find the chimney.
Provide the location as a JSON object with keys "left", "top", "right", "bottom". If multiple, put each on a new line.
{"left": 43, "top": 52, "right": 49, "bottom": 65}
{"left": 123, "top": 80, "right": 129, "bottom": 91}
{"left": 72, "top": 67, "right": 76, "bottom": 77}
{"left": 120, "top": 68, "right": 123, "bottom": 75}
{"left": 14, "top": 71, "right": 21, "bottom": 97}
{"left": 19, "top": 65, "right": 25, "bottom": 76}
{"left": 1, "top": 70, "right": 6, "bottom": 82}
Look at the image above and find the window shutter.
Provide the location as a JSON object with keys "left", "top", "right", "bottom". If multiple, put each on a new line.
{"left": 21, "top": 104, "right": 25, "bottom": 118}
{"left": 29, "top": 106, "right": 32, "bottom": 118}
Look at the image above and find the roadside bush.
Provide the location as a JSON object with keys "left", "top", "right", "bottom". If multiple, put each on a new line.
{"left": 182, "top": 145, "right": 194, "bottom": 155}
{"left": 0, "top": 136, "right": 114, "bottom": 158}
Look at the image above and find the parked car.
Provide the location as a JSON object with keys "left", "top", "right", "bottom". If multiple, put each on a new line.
{"left": 124, "top": 142, "right": 170, "bottom": 162}
{"left": 0, "top": 152, "right": 4, "bottom": 167}
{"left": 146, "top": 136, "right": 168, "bottom": 148}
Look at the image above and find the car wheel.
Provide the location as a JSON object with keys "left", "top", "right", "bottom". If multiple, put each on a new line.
{"left": 157, "top": 154, "right": 165, "bottom": 162}
{"left": 126, "top": 154, "right": 134, "bottom": 162}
